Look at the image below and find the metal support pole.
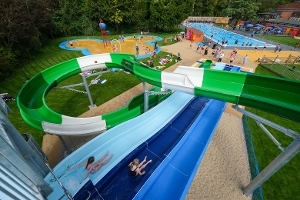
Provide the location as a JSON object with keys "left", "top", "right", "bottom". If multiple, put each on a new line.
{"left": 259, "top": 55, "right": 265, "bottom": 64}
{"left": 256, "top": 121, "right": 284, "bottom": 151}
{"left": 45, "top": 163, "right": 73, "bottom": 200}
{"left": 81, "top": 75, "right": 96, "bottom": 109}
{"left": 271, "top": 55, "right": 279, "bottom": 68}
{"left": 143, "top": 82, "right": 149, "bottom": 112}
{"left": 285, "top": 54, "right": 291, "bottom": 67}
{"left": 58, "top": 135, "right": 72, "bottom": 156}
{"left": 291, "top": 55, "right": 297, "bottom": 65}
{"left": 243, "top": 137, "right": 300, "bottom": 195}
{"left": 234, "top": 105, "right": 299, "bottom": 139}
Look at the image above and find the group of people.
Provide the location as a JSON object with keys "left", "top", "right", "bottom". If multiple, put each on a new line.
{"left": 118, "top": 35, "right": 125, "bottom": 42}
{"left": 68, "top": 151, "right": 152, "bottom": 184}
{"left": 196, "top": 44, "right": 209, "bottom": 56}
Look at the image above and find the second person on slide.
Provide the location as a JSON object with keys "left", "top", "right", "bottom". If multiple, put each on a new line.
{"left": 129, "top": 156, "right": 152, "bottom": 176}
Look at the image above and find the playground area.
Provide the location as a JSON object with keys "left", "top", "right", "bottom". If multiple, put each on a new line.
{"left": 66, "top": 36, "right": 160, "bottom": 57}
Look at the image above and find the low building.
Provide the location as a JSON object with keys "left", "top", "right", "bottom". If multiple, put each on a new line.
{"left": 264, "top": 2, "right": 300, "bottom": 35}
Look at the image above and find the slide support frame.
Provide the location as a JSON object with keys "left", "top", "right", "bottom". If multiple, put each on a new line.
{"left": 143, "top": 82, "right": 149, "bottom": 112}
{"left": 233, "top": 105, "right": 300, "bottom": 195}
{"left": 82, "top": 75, "right": 96, "bottom": 109}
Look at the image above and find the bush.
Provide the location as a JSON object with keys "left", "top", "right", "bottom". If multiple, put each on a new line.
{"left": 0, "top": 46, "right": 17, "bottom": 79}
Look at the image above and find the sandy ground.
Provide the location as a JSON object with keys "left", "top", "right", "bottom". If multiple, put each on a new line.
{"left": 68, "top": 36, "right": 157, "bottom": 55}
{"left": 42, "top": 39, "right": 258, "bottom": 199}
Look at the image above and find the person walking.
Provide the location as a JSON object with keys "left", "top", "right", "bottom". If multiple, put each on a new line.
{"left": 217, "top": 51, "right": 225, "bottom": 62}
{"left": 243, "top": 55, "right": 248, "bottom": 66}
{"left": 136, "top": 45, "right": 139, "bottom": 56}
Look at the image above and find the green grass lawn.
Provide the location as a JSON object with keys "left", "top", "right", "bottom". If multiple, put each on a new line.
{"left": 259, "top": 63, "right": 300, "bottom": 80}
{"left": 258, "top": 35, "right": 299, "bottom": 49}
{"left": 247, "top": 66, "right": 300, "bottom": 200}
{"left": 0, "top": 34, "right": 178, "bottom": 146}
{"left": 139, "top": 51, "right": 178, "bottom": 70}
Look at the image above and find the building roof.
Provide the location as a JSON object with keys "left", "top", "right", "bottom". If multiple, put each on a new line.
{"left": 267, "top": 18, "right": 300, "bottom": 26}
{"left": 258, "top": 12, "right": 278, "bottom": 15}
{"left": 275, "top": 2, "right": 300, "bottom": 11}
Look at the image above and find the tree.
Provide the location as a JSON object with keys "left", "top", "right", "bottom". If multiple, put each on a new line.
{"left": 0, "top": 0, "right": 35, "bottom": 48}
{"left": 222, "top": 0, "right": 260, "bottom": 21}
{"left": 149, "top": 0, "right": 194, "bottom": 31}
{"left": 193, "top": 0, "right": 228, "bottom": 17}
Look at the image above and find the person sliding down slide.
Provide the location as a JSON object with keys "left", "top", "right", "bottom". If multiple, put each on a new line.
{"left": 68, "top": 151, "right": 114, "bottom": 183}
{"left": 128, "top": 156, "right": 152, "bottom": 176}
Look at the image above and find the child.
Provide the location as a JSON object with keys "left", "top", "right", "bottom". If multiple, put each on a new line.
{"left": 128, "top": 156, "right": 152, "bottom": 176}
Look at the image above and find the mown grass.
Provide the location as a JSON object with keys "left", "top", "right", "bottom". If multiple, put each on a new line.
{"left": 0, "top": 34, "right": 178, "bottom": 146}
{"left": 247, "top": 66, "right": 300, "bottom": 200}
{"left": 258, "top": 35, "right": 299, "bottom": 49}
{"left": 139, "top": 51, "right": 179, "bottom": 70}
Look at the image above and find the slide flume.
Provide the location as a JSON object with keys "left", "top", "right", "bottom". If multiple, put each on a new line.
{"left": 17, "top": 53, "right": 300, "bottom": 137}
{"left": 122, "top": 59, "right": 300, "bottom": 122}
{"left": 17, "top": 53, "right": 168, "bottom": 135}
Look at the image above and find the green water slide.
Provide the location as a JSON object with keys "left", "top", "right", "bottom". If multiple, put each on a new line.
{"left": 123, "top": 60, "right": 300, "bottom": 123}
{"left": 199, "top": 60, "right": 213, "bottom": 68}
{"left": 103, "top": 87, "right": 170, "bottom": 129}
{"left": 17, "top": 53, "right": 169, "bottom": 135}
{"left": 17, "top": 53, "right": 300, "bottom": 136}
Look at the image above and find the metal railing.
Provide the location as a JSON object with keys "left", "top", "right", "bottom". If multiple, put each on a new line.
{"left": 259, "top": 54, "right": 300, "bottom": 80}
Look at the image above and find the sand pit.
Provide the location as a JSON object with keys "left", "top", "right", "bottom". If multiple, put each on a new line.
{"left": 67, "top": 36, "right": 159, "bottom": 56}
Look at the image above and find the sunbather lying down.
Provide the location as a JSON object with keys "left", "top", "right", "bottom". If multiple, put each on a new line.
{"left": 159, "top": 57, "right": 171, "bottom": 65}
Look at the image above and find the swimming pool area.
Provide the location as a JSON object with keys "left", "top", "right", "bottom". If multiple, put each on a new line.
{"left": 189, "top": 23, "right": 276, "bottom": 48}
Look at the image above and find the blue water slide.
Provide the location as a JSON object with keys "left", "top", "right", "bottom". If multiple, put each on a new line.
{"left": 45, "top": 92, "right": 195, "bottom": 199}
{"left": 135, "top": 100, "right": 226, "bottom": 199}
{"left": 81, "top": 97, "right": 210, "bottom": 199}
{"left": 72, "top": 98, "right": 225, "bottom": 199}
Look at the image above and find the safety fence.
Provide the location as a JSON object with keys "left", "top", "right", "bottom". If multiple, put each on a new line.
{"left": 259, "top": 54, "right": 300, "bottom": 80}
{"left": 242, "top": 115, "right": 264, "bottom": 200}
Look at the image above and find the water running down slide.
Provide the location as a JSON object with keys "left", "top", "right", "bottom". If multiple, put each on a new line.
{"left": 17, "top": 53, "right": 300, "bottom": 137}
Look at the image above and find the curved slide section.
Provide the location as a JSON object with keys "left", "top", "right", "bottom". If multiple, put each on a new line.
{"left": 122, "top": 60, "right": 300, "bottom": 122}
{"left": 18, "top": 53, "right": 300, "bottom": 137}
{"left": 17, "top": 53, "right": 148, "bottom": 135}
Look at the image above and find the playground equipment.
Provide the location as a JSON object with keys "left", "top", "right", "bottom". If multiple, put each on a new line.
{"left": 99, "top": 19, "right": 110, "bottom": 48}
